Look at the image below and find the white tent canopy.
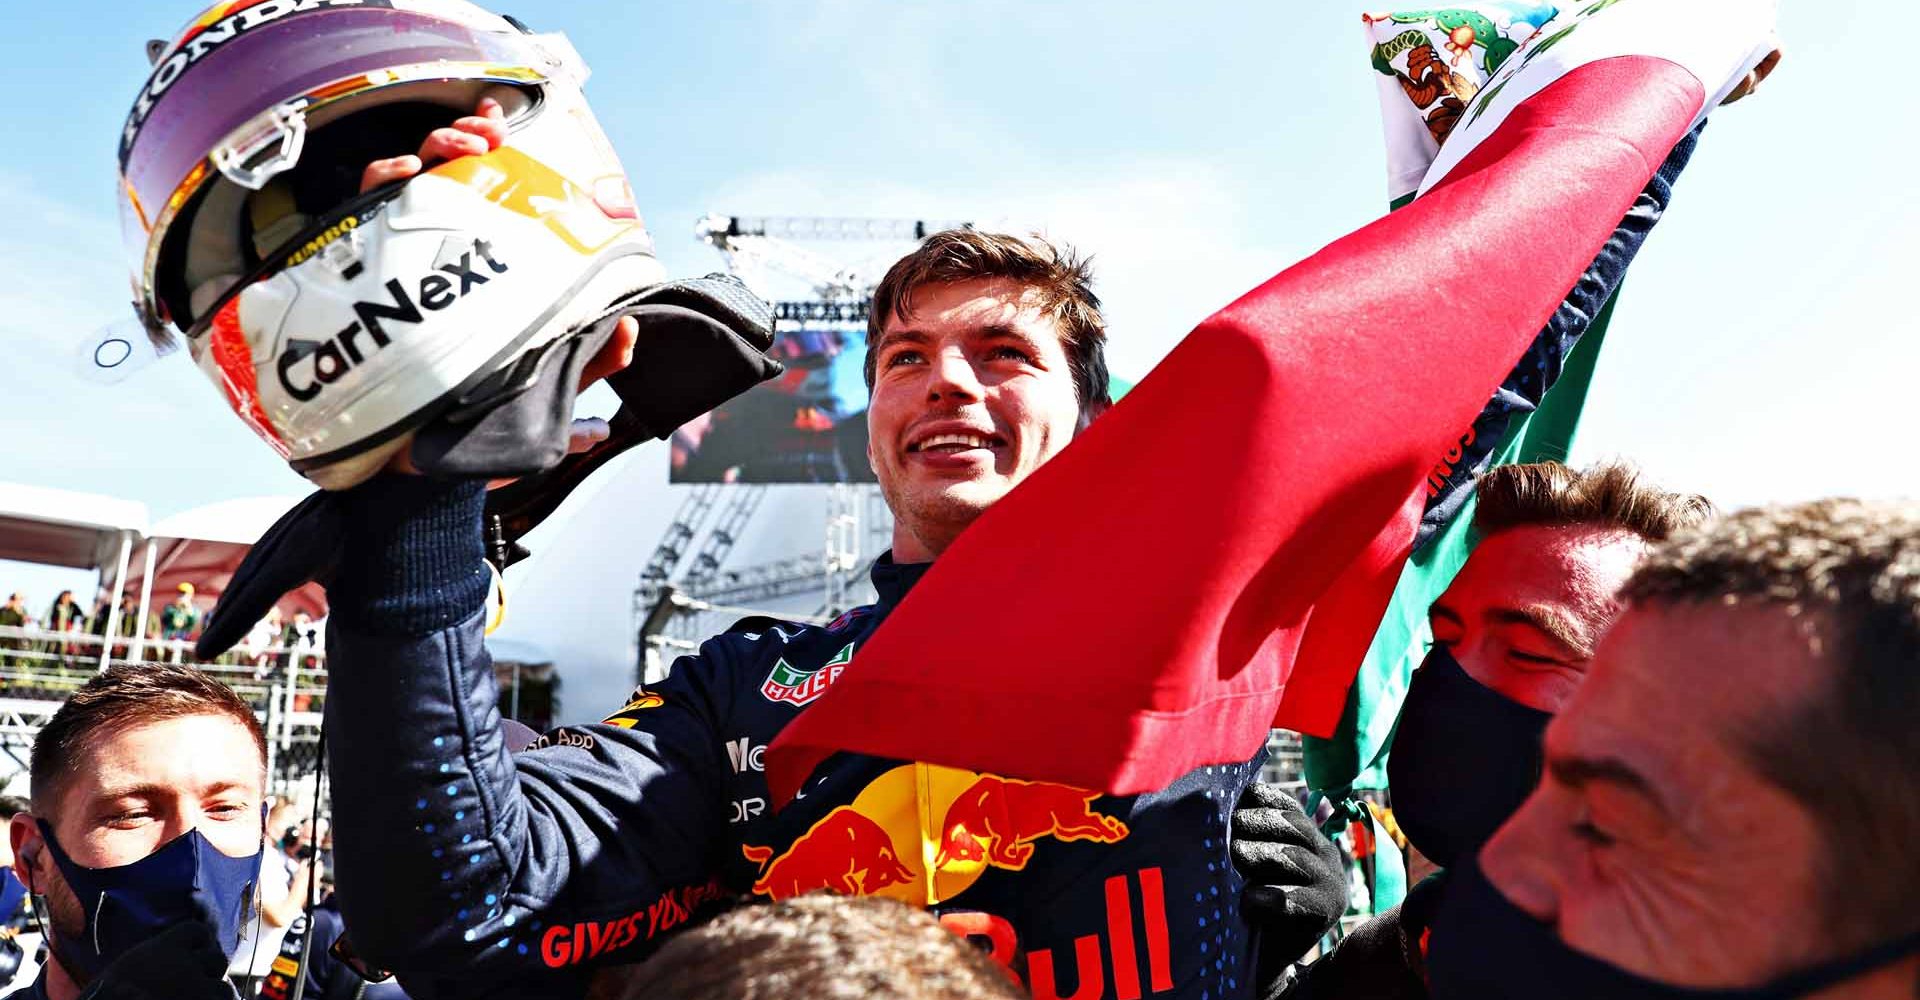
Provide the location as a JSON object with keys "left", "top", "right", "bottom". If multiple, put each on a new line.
{"left": 0, "top": 481, "right": 147, "bottom": 571}
{"left": 0, "top": 481, "right": 149, "bottom": 665}
{"left": 126, "top": 496, "right": 324, "bottom": 621}
{"left": 0, "top": 482, "right": 322, "bottom": 666}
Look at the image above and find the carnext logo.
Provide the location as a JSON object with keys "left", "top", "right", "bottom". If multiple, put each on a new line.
{"left": 276, "top": 238, "right": 508, "bottom": 402}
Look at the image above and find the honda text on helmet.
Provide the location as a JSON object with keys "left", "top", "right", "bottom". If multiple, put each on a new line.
{"left": 118, "top": 0, "right": 666, "bottom": 488}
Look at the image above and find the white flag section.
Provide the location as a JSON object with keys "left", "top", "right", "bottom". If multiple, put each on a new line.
{"left": 1417, "top": 0, "right": 1779, "bottom": 196}
{"left": 1364, "top": 2, "right": 1564, "bottom": 202}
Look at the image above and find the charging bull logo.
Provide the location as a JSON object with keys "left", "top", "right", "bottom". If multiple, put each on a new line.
{"left": 741, "top": 765, "right": 1130, "bottom": 905}
{"left": 741, "top": 808, "right": 917, "bottom": 898}
{"left": 933, "top": 775, "right": 1130, "bottom": 870}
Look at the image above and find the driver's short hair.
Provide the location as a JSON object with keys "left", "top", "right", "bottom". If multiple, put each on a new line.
{"left": 865, "top": 229, "right": 1110, "bottom": 419}
{"left": 30, "top": 662, "right": 266, "bottom": 812}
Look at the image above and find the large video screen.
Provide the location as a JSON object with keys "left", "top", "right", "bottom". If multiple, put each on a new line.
{"left": 670, "top": 324, "right": 878, "bottom": 484}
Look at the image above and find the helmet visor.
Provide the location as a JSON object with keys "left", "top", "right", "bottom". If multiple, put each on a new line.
{"left": 120, "top": 5, "right": 563, "bottom": 313}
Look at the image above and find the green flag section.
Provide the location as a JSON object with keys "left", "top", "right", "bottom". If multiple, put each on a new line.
{"left": 1303, "top": 295, "right": 1617, "bottom": 916}
{"left": 1304, "top": 293, "right": 1615, "bottom": 790}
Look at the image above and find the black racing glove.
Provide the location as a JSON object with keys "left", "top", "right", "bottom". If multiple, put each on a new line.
{"left": 75, "top": 921, "right": 237, "bottom": 1000}
{"left": 1272, "top": 871, "right": 1450, "bottom": 1000}
{"left": 1231, "top": 783, "right": 1349, "bottom": 985}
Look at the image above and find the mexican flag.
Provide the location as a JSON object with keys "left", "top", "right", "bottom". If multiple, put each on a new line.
{"left": 768, "top": 0, "right": 1778, "bottom": 807}
{"left": 1302, "top": 0, "right": 1616, "bottom": 809}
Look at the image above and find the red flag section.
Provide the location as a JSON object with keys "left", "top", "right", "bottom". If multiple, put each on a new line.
{"left": 768, "top": 57, "right": 1706, "bottom": 804}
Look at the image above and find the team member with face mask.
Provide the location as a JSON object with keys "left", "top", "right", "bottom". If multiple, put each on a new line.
{"left": 1428, "top": 499, "right": 1920, "bottom": 999}
{"left": 5, "top": 664, "right": 270, "bottom": 1000}
{"left": 1270, "top": 461, "right": 1709, "bottom": 1000}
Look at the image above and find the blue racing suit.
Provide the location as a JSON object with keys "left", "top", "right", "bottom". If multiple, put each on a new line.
{"left": 324, "top": 477, "right": 1262, "bottom": 1000}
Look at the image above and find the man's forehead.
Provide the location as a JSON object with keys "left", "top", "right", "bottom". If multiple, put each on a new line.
{"left": 884, "top": 278, "right": 1061, "bottom": 337}
{"left": 64, "top": 714, "right": 263, "bottom": 797}
{"left": 1446, "top": 524, "right": 1643, "bottom": 623}
{"left": 1554, "top": 603, "right": 1830, "bottom": 774}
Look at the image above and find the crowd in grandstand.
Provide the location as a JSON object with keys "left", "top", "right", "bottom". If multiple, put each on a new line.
{"left": 0, "top": 586, "right": 322, "bottom": 673}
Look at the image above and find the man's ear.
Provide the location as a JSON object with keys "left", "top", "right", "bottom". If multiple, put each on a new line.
{"left": 10, "top": 813, "right": 46, "bottom": 894}
{"left": 865, "top": 414, "right": 879, "bottom": 476}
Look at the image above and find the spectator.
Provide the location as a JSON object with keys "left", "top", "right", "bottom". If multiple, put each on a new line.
{"left": 85, "top": 592, "right": 111, "bottom": 640}
{"left": 0, "top": 596, "right": 27, "bottom": 669}
{"left": 4, "top": 663, "right": 268, "bottom": 999}
{"left": 38, "top": 594, "right": 85, "bottom": 670}
{"left": 110, "top": 593, "right": 159, "bottom": 662}
{"left": 587, "top": 894, "right": 1024, "bottom": 1000}
{"left": 243, "top": 606, "right": 284, "bottom": 672}
{"left": 1259, "top": 461, "right": 1710, "bottom": 999}
{"left": 1426, "top": 499, "right": 1920, "bottom": 998}
{"left": 0, "top": 797, "right": 30, "bottom": 991}
{"left": 283, "top": 611, "right": 322, "bottom": 670}
{"left": 157, "top": 583, "right": 199, "bottom": 661}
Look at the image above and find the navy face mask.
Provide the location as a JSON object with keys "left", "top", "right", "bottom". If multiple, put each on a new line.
{"left": 35, "top": 819, "right": 261, "bottom": 979}
{"left": 1387, "top": 645, "right": 1552, "bottom": 868}
{"left": 1428, "top": 857, "right": 1920, "bottom": 1000}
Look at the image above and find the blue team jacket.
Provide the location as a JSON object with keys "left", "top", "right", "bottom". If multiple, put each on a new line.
{"left": 324, "top": 498, "right": 1262, "bottom": 1000}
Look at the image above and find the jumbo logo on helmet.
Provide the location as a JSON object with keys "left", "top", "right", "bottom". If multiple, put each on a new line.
{"left": 121, "top": 0, "right": 395, "bottom": 164}
{"left": 275, "top": 237, "right": 509, "bottom": 402}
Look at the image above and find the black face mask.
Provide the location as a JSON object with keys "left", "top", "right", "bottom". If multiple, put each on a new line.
{"left": 1387, "top": 645, "right": 1551, "bottom": 868}
{"left": 1428, "top": 857, "right": 1920, "bottom": 1000}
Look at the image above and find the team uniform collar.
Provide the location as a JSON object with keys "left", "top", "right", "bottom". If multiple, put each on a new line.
{"left": 869, "top": 553, "right": 932, "bottom": 612}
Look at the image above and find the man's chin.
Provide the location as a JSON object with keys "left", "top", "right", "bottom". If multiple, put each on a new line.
{"left": 917, "top": 481, "right": 1008, "bottom": 519}
{"left": 892, "top": 482, "right": 1008, "bottom": 546}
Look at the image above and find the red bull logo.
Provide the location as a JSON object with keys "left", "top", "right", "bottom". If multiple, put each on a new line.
{"left": 741, "top": 807, "right": 918, "bottom": 898}
{"left": 737, "top": 766, "right": 1181, "bottom": 998}
{"left": 934, "top": 775, "right": 1131, "bottom": 870}
{"left": 741, "top": 765, "right": 1131, "bottom": 906}
{"left": 940, "top": 868, "right": 1177, "bottom": 1000}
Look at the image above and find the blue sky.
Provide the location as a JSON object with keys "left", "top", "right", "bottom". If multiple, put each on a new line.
{"left": 0, "top": 2, "right": 1913, "bottom": 664}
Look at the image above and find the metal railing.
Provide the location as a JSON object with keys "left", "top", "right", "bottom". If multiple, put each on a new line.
{"left": 0, "top": 625, "right": 328, "bottom": 798}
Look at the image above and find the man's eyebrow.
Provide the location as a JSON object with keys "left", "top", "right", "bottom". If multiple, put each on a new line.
{"left": 93, "top": 779, "right": 250, "bottom": 802}
{"left": 89, "top": 781, "right": 172, "bottom": 803}
{"left": 1429, "top": 602, "right": 1464, "bottom": 627}
{"left": 874, "top": 329, "right": 930, "bottom": 353}
{"left": 1547, "top": 755, "right": 1670, "bottom": 817}
{"left": 974, "top": 323, "right": 1034, "bottom": 343}
{"left": 1488, "top": 605, "right": 1593, "bottom": 656}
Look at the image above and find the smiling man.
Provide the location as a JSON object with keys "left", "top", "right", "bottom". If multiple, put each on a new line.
{"left": 863, "top": 241, "right": 1108, "bottom": 561}
{"left": 7, "top": 664, "right": 269, "bottom": 1000}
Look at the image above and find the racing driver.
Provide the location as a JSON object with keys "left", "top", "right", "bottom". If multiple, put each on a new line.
{"left": 314, "top": 105, "right": 1342, "bottom": 1000}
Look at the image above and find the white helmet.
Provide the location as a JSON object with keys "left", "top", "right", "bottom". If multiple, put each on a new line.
{"left": 119, "top": 0, "right": 684, "bottom": 488}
